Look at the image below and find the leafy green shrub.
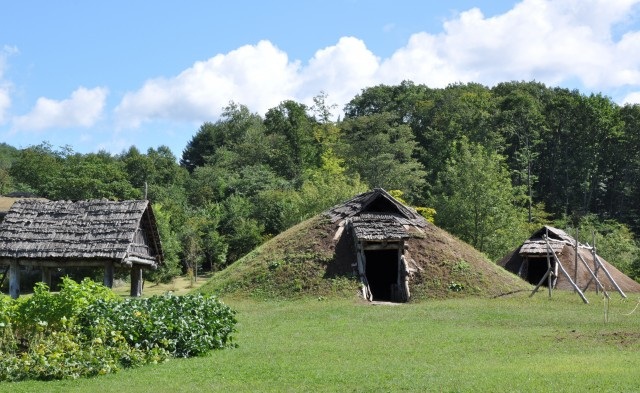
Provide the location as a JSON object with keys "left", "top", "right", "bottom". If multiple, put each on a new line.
{"left": 0, "top": 278, "right": 236, "bottom": 381}
{"left": 80, "top": 292, "right": 237, "bottom": 357}
{"left": 13, "top": 277, "right": 118, "bottom": 333}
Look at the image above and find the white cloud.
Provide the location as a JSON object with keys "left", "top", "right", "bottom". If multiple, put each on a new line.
{"left": 0, "top": 86, "right": 9, "bottom": 125}
{"left": 299, "top": 37, "right": 380, "bottom": 107}
{"left": 114, "top": 0, "right": 640, "bottom": 127}
{"left": 115, "top": 40, "right": 301, "bottom": 128}
{"left": 0, "top": 46, "right": 18, "bottom": 125}
{"left": 12, "top": 86, "right": 108, "bottom": 131}
{"left": 378, "top": 0, "right": 640, "bottom": 89}
{"left": 622, "top": 91, "right": 640, "bottom": 104}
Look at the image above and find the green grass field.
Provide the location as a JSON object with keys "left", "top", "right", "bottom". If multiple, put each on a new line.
{"left": 4, "top": 291, "right": 640, "bottom": 393}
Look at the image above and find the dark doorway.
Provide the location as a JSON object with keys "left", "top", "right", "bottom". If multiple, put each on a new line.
{"left": 526, "top": 257, "right": 554, "bottom": 286}
{"left": 365, "top": 249, "right": 399, "bottom": 301}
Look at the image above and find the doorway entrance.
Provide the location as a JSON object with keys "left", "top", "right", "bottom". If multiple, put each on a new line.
{"left": 526, "top": 257, "right": 555, "bottom": 286}
{"left": 364, "top": 249, "right": 400, "bottom": 301}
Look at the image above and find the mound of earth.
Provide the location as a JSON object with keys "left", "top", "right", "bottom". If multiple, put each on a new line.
{"left": 200, "top": 214, "right": 531, "bottom": 301}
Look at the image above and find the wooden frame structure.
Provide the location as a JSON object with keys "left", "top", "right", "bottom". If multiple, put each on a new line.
{"left": 499, "top": 226, "right": 637, "bottom": 302}
{"left": 0, "top": 199, "right": 163, "bottom": 298}
{"left": 325, "top": 188, "right": 428, "bottom": 303}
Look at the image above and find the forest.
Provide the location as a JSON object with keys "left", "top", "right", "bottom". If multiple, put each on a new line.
{"left": 2, "top": 80, "right": 640, "bottom": 283}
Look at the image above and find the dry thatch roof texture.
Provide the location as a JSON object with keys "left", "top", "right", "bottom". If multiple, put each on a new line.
{"left": 325, "top": 188, "right": 427, "bottom": 228}
{"left": 0, "top": 199, "right": 162, "bottom": 264}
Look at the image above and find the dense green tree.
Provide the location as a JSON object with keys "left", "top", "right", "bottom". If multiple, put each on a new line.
{"left": 180, "top": 103, "right": 265, "bottom": 172}
{"left": 264, "top": 100, "right": 321, "bottom": 181}
{"left": 492, "top": 82, "right": 549, "bottom": 222}
{"left": 8, "top": 143, "right": 64, "bottom": 197}
{"left": 431, "top": 138, "right": 527, "bottom": 261}
{"left": 339, "top": 112, "right": 426, "bottom": 196}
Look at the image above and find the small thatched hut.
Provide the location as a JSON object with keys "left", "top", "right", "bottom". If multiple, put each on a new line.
{"left": 326, "top": 188, "right": 429, "bottom": 302}
{"left": 0, "top": 199, "right": 163, "bottom": 298}
{"left": 499, "top": 226, "right": 640, "bottom": 295}
{"left": 202, "top": 188, "right": 531, "bottom": 301}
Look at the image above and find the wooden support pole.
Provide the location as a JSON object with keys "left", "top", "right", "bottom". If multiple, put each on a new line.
{"left": 554, "top": 255, "right": 589, "bottom": 304}
{"left": 41, "top": 267, "right": 52, "bottom": 288}
{"left": 530, "top": 268, "right": 552, "bottom": 297}
{"left": 545, "top": 237, "right": 588, "bottom": 304}
{"left": 574, "top": 228, "right": 579, "bottom": 292}
{"left": 9, "top": 260, "right": 20, "bottom": 299}
{"left": 104, "top": 261, "right": 114, "bottom": 288}
{"left": 593, "top": 254, "right": 626, "bottom": 299}
{"left": 545, "top": 229, "right": 552, "bottom": 297}
{"left": 130, "top": 266, "right": 143, "bottom": 297}
{"left": 592, "top": 231, "right": 599, "bottom": 295}
{"left": 577, "top": 253, "right": 609, "bottom": 298}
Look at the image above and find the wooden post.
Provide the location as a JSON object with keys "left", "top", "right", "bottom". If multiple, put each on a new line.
{"left": 545, "top": 229, "right": 552, "bottom": 297}
{"left": 130, "top": 266, "right": 143, "bottom": 297}
{"left": 41, "top": 267, "right": 52, "bottom": 288}
{"left": 574, "top": 228, "right": 579, "bottom": 292}
{"left": 545, "top": 236, "right": 589, "bottom": 304}
{"left": 9, "top": 259, "right": 20, "bottom": 299}
{"left": 104, "top": 261, "right": 114, "bottom": 288}
{"left": 592, "top": 231, "right": 599, "bottom": 295}
{"left": 530, "top": 267, "right": 552, "bottom": 297}
{"left": 593, "top": 254, "right": 626, "bottom": 299}
{"left": 577, "top": 253, "right": 609, "bottom": 298}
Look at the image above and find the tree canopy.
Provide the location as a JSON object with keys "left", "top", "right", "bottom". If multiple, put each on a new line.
{"left": 4, "top": 82, "right": 640, "bottom": 283}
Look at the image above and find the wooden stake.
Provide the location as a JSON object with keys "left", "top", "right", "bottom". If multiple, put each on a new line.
{"left": 545, "top": 236, "right": 588, "bottom": 304}
{"left": 9, "top": 259, "right": 20, "bottom": 299}
{"left": 104, "top": 261, "right": 114, "bottom": 288}
{"left": 574, "top": 228, "right": 579, "bottom": 292}
{"left": 130, "top": 266, "right": 143, "bottom": 297}
{"left": 577, "top": 253, "right": 609, "bottom": 298}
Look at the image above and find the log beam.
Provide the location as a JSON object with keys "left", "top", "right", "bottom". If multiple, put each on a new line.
{"left": 130, "top": 266, "right": 143, "bottom": 297}
{"left": 9, "top": 259, "right": 20, "bottom": 299}
{"left": 104, "top": 261, "right": 114, "bottom": 288}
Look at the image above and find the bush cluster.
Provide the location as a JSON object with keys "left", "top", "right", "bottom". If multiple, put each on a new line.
{"left": 0, "top": 277, "right": 236, "bottom": 382}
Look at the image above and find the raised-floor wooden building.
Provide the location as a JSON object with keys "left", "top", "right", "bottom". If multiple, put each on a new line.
{"left": 0, "top": 199, "right": 163, "bottom": 298}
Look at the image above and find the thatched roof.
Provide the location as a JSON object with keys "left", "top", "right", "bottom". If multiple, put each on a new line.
{"left": 324, "top": 188, "right": 427, "bottom": 228}
{"left": 350, "top": 213, "right": 409, "bottom": 241}
{"left": 0, "top": 199, "right": 163, "bottom": 267}
{"left": 499, "top": 226, "right": 640, "bottom": 293}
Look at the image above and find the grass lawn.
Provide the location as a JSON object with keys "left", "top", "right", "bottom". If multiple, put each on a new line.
{"left": 5, "top": 291, "right": 640, "bottom": 392}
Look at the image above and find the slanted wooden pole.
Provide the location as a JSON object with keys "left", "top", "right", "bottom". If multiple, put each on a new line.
{"left": 104, "top": 261, "right": 114, "bottom": 288}
{"left": 130, "top": 266, "right": 143, "bottom": 297}
{"left": 545, "top": 229, "right": 552, "bottom": 297}
{"left": 593, "top": 254, "right": 626, "bottom": 299}
{"left": 592, "top": 231, "right": 599, "bottom": 295}
{"left": 545, "top": 236, "right": 589, "bottom": 304}
{"left": 577, "top": 253, "right": 609, "bottom": 298}
{"left": 529, "top": 268, "right": 552, "bottom": 297}
{"left": 574, "top": 228, "right": 579, "bottom": 292}
{"left": 9, "top": 259, "right": 20, "bottom": 299}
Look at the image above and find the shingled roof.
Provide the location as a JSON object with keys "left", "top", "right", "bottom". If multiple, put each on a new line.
{"left": 350, "top": 213, "right": 410, "bottom": 241}
{"left": 0, "top": 199, "right": 163, "bottom": 266}
{"left": 324, "top": 188, "right": 427, "bottom": 228}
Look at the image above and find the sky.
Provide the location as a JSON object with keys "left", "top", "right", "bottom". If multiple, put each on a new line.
{"left": 1, "top": 0, "right": 640, "bottom": 159}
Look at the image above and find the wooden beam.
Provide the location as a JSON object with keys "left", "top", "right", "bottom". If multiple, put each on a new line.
{"left": 593, "top": 254, "right": 626, "bottom": 299}
{"left": 545, "top": 236, "right": 588, "bottom": 304}
{"left": 41, "top": 267, "right": 52, "bottom": 288}
{"left": 0, "top": 259, "right": 121, "bottom": 268}
{"left": 130, "top": 266, "right": 143, "bottom": 297}
{"left": 529, "top": 268, "right": 551, "bottom": 297}
{"left": 362, "top": 242, "right": 403, "bottom": 251}
{"left": 577, "top": 253, "right": 609, "bottom": 298}
{"left": 9, "top": 259, "right": 20, "bottom": 299}
{"left": 104, "top": 261, "right": 114, "bottom": 288}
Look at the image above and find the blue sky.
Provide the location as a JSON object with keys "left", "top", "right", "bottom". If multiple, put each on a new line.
{"left": 1, "top": 0, "right": 640, "bottom": 158}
